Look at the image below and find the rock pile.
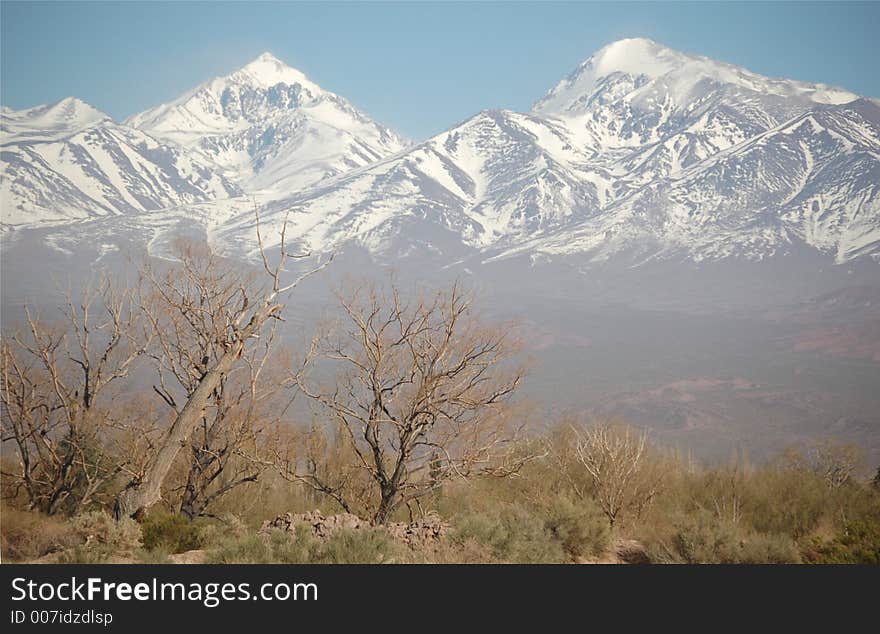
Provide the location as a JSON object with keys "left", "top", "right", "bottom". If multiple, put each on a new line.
{"left": 260, "top": 510, "right": 370, "bottom": 540}
{"left": 386, "top": 514, "right": 448, "bottom": 548}
{"left": 259, "top": 510, "right": 448, "bottom": 548}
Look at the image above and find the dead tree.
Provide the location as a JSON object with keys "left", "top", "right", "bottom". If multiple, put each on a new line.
{"left": 137, "top": 242, "right": 290, "bottom": 518}
{"left": 175, "top": 349, "right": 282, "bottom": 519}
{"left": 574, "top": 422, "right": 664, "bottom": 529}
{"left": 1, "top": 279, "right": 150, "bottom": 515}
{"left": 784, "top": 439, "right": 864, "bottom": 490}
{"left": 292, "top": 282, "right": 527, "bottom": 524}
{"left": 708, "top": 459, "right": 746, "bottom": 525}
{"left": 114, "top": 214, "right": 331, "bottom": 520}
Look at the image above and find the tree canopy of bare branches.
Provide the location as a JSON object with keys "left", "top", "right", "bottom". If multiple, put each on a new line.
{"left": 134, "top": 242, "right": 295, "bottom": 518}
{"left": 573, "top": 421, "right": 665, "bottom": 529}
{"left": 114, "top": 211, "right": 331, "bottom": 520}
{"left": 1, "top": 279, "right": 151, "bottom": 515}
{"left": 291, "top": 282, "right": 527, "bottom": 524}
{"left": 782, "top": 439, "right": 865, "bottom": 490}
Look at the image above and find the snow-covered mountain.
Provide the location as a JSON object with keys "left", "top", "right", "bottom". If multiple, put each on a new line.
{"left": 1, "top": 97, "right": 240, "bottom": 225}
{"left": 233, "top": 38, "right": 878, "bottom": 265}
{"left": 216, "top": 108, "right": 611, "bottom": 258}
{"left": 2, "top": 39, "right": 878, "bottom": 267}
{"left": 126, "top": 52, "right": 408, "bottom": 194}
{"left": 495, "top": 98, "right": 880, "bottom": 264}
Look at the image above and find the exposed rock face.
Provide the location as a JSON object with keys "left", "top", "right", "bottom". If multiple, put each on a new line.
{"left": 259, "top": 510, "right": 448, "bottom": 548}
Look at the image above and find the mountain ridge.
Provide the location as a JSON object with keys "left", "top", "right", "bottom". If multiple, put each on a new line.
{"left": 230, "top": 42, "right": 878, "bottom": 265}
{"left": 1, "top": 96, "right": 241, "bottom": 225}
{"left": 2, "top": 40, "right": 878, "bottom": 267}
{"left": 124, "top": 51, "right": 409, "bottom": 194}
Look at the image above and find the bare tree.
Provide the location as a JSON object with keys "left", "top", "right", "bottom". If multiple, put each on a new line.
{"left": 290, "top": 282, "right": 527, "bottom": 524}
{"left": 138, "top": 242, "right": 292, "bottom": 518}
{"left": 708, "top": 461, "right": 746, "bottom": 525}
{"left": 784, "top": 439, "right": 864, "bottom": 490}
{"left": 1, "top": 279, "right": 151, "bottom": 515}
{"left": 574, "top": 421, "right": 665, "bottom": 529}
{"left": 545, "top": 421, "right": 592, "bottom": 502}
{"left": 175, "top": 354, "right": 285, "bottom": 519}
{"left": 114, "top": 214, "right": 331, "bottom": 520}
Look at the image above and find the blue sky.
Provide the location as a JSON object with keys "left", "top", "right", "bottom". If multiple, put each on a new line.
{"left": 2, "top": 1, "right": 878, "bottom": 140}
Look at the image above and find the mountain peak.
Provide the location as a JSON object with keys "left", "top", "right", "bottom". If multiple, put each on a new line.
{"left": 534, "top": 37, "right": 858, "bottom": 117}
{"left": 233, "top": 51, "right": 315, "bottom": 90}
{"left": 253, "top": 51, "right": 282, "bottom": 63}
{"left": 587, "top": 38, "right": 687, "bottom": 78}
{"left": 533, "top": 38, "right": 692, "bottom": 115}
{"left": 50, "top": 96, "right": 109, "bottom": 119}
{"left": 2, "top": 96, "right": 110, "bottom": 143}
{"left": 124, "top": 50, "right": 407, "bottom": 194}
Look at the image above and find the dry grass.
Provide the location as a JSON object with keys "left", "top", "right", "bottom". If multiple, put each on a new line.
{"left": 1, "top": 505, "right": 79, "bottom": 562}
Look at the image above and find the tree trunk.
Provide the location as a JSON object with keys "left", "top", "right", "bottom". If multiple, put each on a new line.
{"left": 114, "top": 346, "right": 242, "bottom": 519}
{"left": 373, "top": 488, "right": 397, "bottom": 525}
{"left": 179, "top": 477, "right": 200, "bottom": 520}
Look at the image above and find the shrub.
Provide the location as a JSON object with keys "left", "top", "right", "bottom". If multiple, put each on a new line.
{"left": 56, "top": 545, "right": 115, "bottom": 564}
{"left": 649, "top": 510, "right": 800, "bottom": 564}
{"left": 316, "top": 528, "right": 408, "bottom": 564}
{"left": 802, "top": 520, "right": 880, "bottom": 564}
{"left": 744, "top": 470, "right": 828, "bottom": 539}
{"left": 206, "top": 525, "right": 409, "bottom": 564}
{"left": 418, "top": 536, "right": 495, "bottom": 564}
{"left": 70, "top": 511, "right": 142, "bottom": 552}
{"left": 0, "top": 507, "right": 78, "bottom": 561}
{"left": 141, "top": 512, "right": 206, "bottom": 553}
{"left": 452, "top": 504, "right": 566, "bottom": 564}
{"left": 135, "top": 548, "right": 172, "bottom": 564}
{"left": 196, "top": 513, "right": 250, "bottom": 548}
{"left": 649, "top": 511, "right": 743, "bottom": 564}
{"left": 206, "top": 530, "right": 308, "bottom": 564}
{"left": 543, "top": 496, "right": 610, "bottom": 560}
{"left": 737, "top": 533, "right": 801, "bottom": 564}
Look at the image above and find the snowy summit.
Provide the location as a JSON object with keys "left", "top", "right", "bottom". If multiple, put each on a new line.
{"left": 125, "top": 52, "right": 408, "bottom": 193}
{"left": 1, "top": 39, "right": 878, "bottom": 266}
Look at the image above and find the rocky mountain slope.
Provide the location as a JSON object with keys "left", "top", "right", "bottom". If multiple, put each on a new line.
{"left": 126, "top": 52, "right": 408, "bottom": 194}
{"left": 1, "top": 97, "right": 239, "bottom": 225}
{"left": 240, "top": 39, "right": 878, "bottom": 264}
{"left": 2, "top": 40, "right": 878, "bottom": 267}
{"left": 1, "top": 53, "right": 408, "bottom": 226}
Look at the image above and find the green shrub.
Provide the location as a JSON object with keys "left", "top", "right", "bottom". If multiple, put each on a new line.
{"left": 649, "top": 511, "right": 800, "bottom": 564}
{"left": 802, "top": 520, "right": 880, "bottom": 564}
{"left": 649, "top": 511, "right": 743, "bottom": 564}
{"left": 737, "top": 533, "right": 801, "bottom": 564}
{"left": 206, "top": 530, "right": 307, "bottom": 564}
{"left": 196, "top": 513, "right": 250, "bottom": 548}
{"left": 317, "top": 528, "right": 408, "bottom": 563}
{"left": 141, "top": 512, "right": 206, "bottom": 553}
{"left": 206, "top": 525, "right": 409, "bottom": 564}
{"left": 50, "top": 511, "right": 144, "bottom": 563}
{"left": 135, "top": 548, "right": 172, "bottom": 564}
{"left": 57, "top": 545, "right": 115, "bottom": 564}
{"left": 70, "top": 511, "right": 142, "bottom": 552}
{"left": 543, "top": 496, "right": 610, "bottom": 560}
{"left": 452, "top": 504, "right": 566, "bottom": 564}
{"left": 417, "top": 536, "right": 495, "bottom": 564}
{"left": 744, "top": 471, "right": 828, "bottom": 539}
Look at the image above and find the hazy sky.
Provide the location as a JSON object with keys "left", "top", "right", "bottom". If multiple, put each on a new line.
{"left": 2, "top": 1, "right": 878, "bottom": 140}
